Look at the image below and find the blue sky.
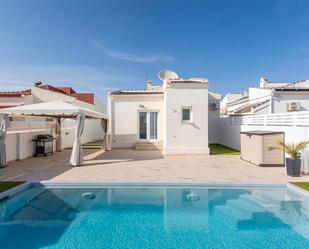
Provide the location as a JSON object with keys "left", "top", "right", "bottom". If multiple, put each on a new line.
{"left": 0, "top": 0, "right": 309, "bottom": 101}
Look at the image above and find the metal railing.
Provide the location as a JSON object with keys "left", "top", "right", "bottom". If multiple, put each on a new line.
{"left": 220, "top": 111, "right": 309, "bottom": 127}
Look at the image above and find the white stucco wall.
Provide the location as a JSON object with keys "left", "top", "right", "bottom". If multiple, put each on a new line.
{"left": 218, "top": 123, "right": 309, "bottom": 151}
{"left": 208, "top": 110, "right": 220, "bottom": 143}
{"left": 208, "top": 92, "right": 221, "bottom": 144}
{"left": 61, "top": 119, "right": 104, "bottom": 149}
{"left": 109, "top": 95, "right": 164, "bottom": 148}
{"left": 273, "top": 93, "right": 309, "bottom": 113}
{"left": 164, "top": 83, "right": 209, "bottom": 154}
{"left": 253, "top": 103, "right": 270, "bottom": 115}
{"left": 248, "top": 87, "right": 271, "bottom": 100}
{"left": 6, "top": 129, "right": 53, "bottom": 162}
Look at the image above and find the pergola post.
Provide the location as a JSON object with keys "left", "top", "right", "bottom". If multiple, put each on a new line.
{"left": 0, "top": 114, "right": 10, "bottom": 167}
{"left": 101, "top": 118, "right": 108, "bottom": 150}
{"left": 55, "top": 117, "right": 62, "bottom": 152}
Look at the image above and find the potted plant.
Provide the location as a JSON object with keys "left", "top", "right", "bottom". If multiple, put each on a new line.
{"left": 269, "top": 140, "right": 309, "bottom": 177}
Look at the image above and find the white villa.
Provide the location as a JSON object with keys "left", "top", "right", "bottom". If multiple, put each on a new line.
{"left": 108, "top": 70, "right": 221, "bottom": 155}
{"left": 221, "top": 77, "right": 309, "bottom": 116}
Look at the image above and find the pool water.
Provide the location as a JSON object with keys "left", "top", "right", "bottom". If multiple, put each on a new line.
{"left": 0, "top": 185, "right": 309, "bottom": 249}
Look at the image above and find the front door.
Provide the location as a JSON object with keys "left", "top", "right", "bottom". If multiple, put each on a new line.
{"left": 139, "top": 111, "right": 158, "bottom": 140}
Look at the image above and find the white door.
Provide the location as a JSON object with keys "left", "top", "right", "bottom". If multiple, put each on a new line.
{"left": 150, "top": 112, "right": 158, "bottom": 140}
{"left": 139, "top": 112, "right": 147, "bottom": 140}
{"left": 139, "top": 111, "right": 158, "bottom": 140}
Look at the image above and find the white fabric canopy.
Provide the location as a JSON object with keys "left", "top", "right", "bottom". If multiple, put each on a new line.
{"left": 0, "top": 100, "right": 108, "bottom": 167}
{"left": 0, "top": 114, "right": 10, "bottom": 167}
{"left": 70, "top": 114, "right": 85, "bottom": 166}
{"left": 0, "top": 100, "right": 107, "bottom": 119}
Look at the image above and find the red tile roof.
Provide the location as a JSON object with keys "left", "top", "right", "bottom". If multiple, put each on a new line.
{"left": 71, "top": 93, "right": 94, "bottom": 105}
{"left": 0, "top": 105, "right": 16, "bottom": 109}
{"left": 57, "top": 87, "right": 76, "bottom": 95}
{"left": 37, "top": 84, "right": 66, "bottom": 95}
{"left": 0, "top": 83, "right": 95, "bottom": 105}
{"left": 36, "top": 84, "right": 94, "bottom": 105}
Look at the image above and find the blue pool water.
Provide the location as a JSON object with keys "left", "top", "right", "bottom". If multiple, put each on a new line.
{"left": 0, "top": 185, "right": 309, "bottom": 249}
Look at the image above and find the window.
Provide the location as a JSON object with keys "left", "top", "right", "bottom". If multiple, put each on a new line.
{"left": 182, "top": 107, "right": 192, "bottom": 122}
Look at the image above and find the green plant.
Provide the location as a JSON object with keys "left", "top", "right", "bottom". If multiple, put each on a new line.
{"left": 269, "top": 140, "right": 309, "bottom": 160}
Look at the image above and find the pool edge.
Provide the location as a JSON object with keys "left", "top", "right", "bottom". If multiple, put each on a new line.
{"left": 0, "top": 181, "right": 32, "bottom": 201}
{"left": 287, "top": 183, "right": 309, "bottom": 198}
{"left": 38, "top": 181, "right": 288, "bottom": 189}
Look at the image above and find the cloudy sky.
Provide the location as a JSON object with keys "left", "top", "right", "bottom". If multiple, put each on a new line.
{"left": 0, "top": 0, "right": 309, "bottom": 101}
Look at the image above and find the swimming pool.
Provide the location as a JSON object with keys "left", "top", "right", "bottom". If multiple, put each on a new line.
{"left": 0, "top": 183, "right": 309, "bottom": 249}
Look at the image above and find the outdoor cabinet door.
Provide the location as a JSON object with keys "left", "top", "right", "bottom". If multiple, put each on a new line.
{"left": 241, "top": 134, "right": 262, "bottom": 165}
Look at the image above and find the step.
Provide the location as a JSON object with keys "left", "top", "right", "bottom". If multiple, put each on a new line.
{"left": 135, "top": 141, "right": 163, "bottom": 151}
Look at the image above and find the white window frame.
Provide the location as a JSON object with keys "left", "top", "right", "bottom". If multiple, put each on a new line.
{"left": 181, "top": 107, "right": 192, "bottom": 123}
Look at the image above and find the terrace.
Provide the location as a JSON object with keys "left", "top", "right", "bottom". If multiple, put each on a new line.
{"left": 1, "top": 147, "right": 309, "bottom": 183}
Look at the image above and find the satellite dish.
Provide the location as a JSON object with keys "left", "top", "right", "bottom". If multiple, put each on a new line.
{"left": 158, "top": 70, "right": 179, "bottom": 81}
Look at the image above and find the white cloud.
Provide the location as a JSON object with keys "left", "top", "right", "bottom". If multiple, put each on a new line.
{"left": 0, "top": 65, "right": 132, "bottom": 101}
{"left": 91, "top": 41, "right": 174, "bottom": 63}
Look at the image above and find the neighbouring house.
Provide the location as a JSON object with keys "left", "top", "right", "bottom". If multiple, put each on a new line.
{"left": 221, "top": 77, "right": 309, "bottom": 116}
{"left": 108, "top": 70, "right": 221, "bottom": 154}
{"left": 220, "top": 92, "right": 248, "bottom": 116}
{"left": 0, "top": 82, "right": 106, "bottom": 151}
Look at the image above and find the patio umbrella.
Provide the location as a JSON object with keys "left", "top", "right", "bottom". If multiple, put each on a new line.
{"left": 0, "top": 114, "right": 10, "bottom": 167}
{"left": 70, "top": 113, "right": 85, "bottom": 166}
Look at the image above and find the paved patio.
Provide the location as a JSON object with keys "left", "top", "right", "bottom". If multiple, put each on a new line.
{"left": 1, "top": 149, "right": 309, "bottom": 183}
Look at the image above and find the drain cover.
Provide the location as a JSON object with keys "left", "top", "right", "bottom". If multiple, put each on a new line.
{"left": 82, "top": 192, "right": 95, "bottom": 199}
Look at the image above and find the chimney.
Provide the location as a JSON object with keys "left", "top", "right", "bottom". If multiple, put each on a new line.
{"left": 147, "top": 80, "right": 152, "bottom": 90}
{"left": 34, "top": 81, "right": 42, "bottom": 87}
{"left": 260, "top": 77, "right": 268, "bottom": 88}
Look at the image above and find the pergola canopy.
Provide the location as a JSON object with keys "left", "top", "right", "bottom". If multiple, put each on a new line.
{"left": 0, "top": 100, "right": 109, "bottom": 166}
{"left": 0, "top": 100, "right": 108, "bottom": 119}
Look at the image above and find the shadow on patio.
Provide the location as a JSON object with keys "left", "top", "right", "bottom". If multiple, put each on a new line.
{"left": 0, "top": 148, "right": 164, "bottom": 182}
{"left": 82, "top": 149, "right": 164, "bottom": 167}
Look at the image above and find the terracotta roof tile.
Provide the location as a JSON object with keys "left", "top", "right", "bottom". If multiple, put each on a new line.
{"left": 36, "top": 84, "right": 95, "bottom": 104}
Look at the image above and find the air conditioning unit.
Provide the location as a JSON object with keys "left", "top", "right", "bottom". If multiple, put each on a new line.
{"left": 287, "top": 102, "right": 301, "bottom": 111}
{"left": 209, "top": 102, "right": 219, "bottom": 110}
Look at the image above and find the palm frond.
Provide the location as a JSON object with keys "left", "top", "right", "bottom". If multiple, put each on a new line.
{"left": 295, "top": 140, "right": 309, "bottom": 152}
{"left": 268, "top": 140, "right": 309, "bottom": 160}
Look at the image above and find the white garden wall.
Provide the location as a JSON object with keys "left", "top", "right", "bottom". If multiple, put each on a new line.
{"left": 5, "top": 119, "right": 103, "bottom": 162}
{"left": 6, "top": 129, "right": 53, "bottom": 162}
{"left": 61, "top": 119, "right": 104, "bottom": 149}
{"left": 218, "top": 111, "right": 309, "bottom": 150}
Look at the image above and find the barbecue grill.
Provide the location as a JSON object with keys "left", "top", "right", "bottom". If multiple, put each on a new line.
{"left": 32, "top": 134, "right": 55, "bottom": 156}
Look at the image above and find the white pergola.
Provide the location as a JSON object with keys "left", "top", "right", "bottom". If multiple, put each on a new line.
{"left": 0, "top": 100, "right": 108, "bottom": 166}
